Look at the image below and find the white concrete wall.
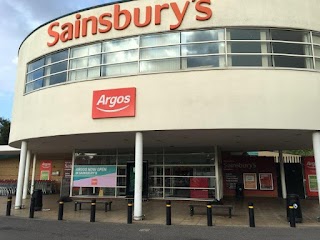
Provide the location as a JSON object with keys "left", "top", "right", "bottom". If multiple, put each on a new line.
{"left": 10, "top": 0, "right": 320, "bottom": 146}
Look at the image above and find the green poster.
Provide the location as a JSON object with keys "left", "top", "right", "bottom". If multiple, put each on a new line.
{"left": 309, "top": 175, "right": 318, "bottom": 191}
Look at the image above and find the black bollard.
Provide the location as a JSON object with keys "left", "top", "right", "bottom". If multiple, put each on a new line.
{"left": 207, "top": 203, "right": 212, "bottom": 226}
{"left": 248, "top": 202, "right": 255, "bottom": 227}
{"left": 90, "top": 199, "right": 96, "bottom": 222}
{"left": 29, "top": 197, "right": 35, "bottom": 218}
{"left": 58, "top": 201, "right": 64, "bottom": 220}
{"left": 166, "top": 200, "right": 171, "bottom": 225}
{"left": 289, "top": 205, "right": 296, "bottom": 228}
{"left": 127, "top": 200, "right": 133, "bottom": 224}
{"left": 6, "top": 195, "right": 12, "bottom": 216}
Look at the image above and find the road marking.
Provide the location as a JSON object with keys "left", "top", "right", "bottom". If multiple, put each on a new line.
{"left": 139, "top": 229, "right": 150, "bottom": 232}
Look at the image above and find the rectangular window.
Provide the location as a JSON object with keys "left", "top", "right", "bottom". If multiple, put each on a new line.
{"left": 27, "top": 58, "right": 45, "bottom": 72}
{"left": 230, "top": 55, "right": 264, "bottom": 67}
{"left": 103, "top": 37, "right": 139, "bottom": 52}
{"left": 273, "top": 56, "right": 312, "bottom": 68}
{"left": 27, "top": 68, "right": 44, "bottom": 82}
{"left": 229, "top": 29, "right": 262, "bottom": 40}
{"left": 45, "top": 61, "right": 68, "bottom": 75}
{"left": 140, "top": 59, "right": 180, "bottom": 73}
{"left": 25, "top": 78, "right": 44, "bottom": 93}
{"left": 45, "top": 50, "right": 68, "bottom": 64}
{"left": 271, "top": 30, "right": 309, "bottom": 42}
{"left": 140, "top": 33, "right": 180, "bottom": 47}
{"left": 140, "top": 46, "right": 180, "bottom": 60}
{"left": 181, "top": 42, "right": 222, "bottom": 56}
{"left": 272, "top": 43, "right": 310, "bottom": 55}
{"left": 71, "top": 43, "right": 101, "bottom": 58}
{"left": 182, "top": 55, "right": 221, "bottom": 69}
{"left": 181, "top": 29, "right": 222, "bottom": 43}
{"left": 102, "top": 50, "right": 138, "bottom": 64}
{"left": 47, "top": 72, "right": 67, "bottom": 85}
{"left": 102, "top": 62, "right": 138, "bottom": 77}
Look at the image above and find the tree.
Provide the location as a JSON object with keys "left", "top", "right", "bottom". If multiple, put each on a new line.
{"left": 283, "top": 149, "right": 314, "bottom": 156}
{"left": 0, "top": 117, "right": 10, "bottom": 145}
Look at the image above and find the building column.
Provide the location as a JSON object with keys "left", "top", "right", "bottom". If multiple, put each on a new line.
{"left": 214, "top": 146, "right": 221, "bottom": 201}
{"left": 15, "top": 141, "right": 28, "bottom": 209}
{"left": 22, "top": 150, "right": 32, "bottom": 199}
{"left": 279, "top": 150, "right": 287, "bottom": 199}
{"left": 134, "top": 132, "right": 143, "bottom": 220}
{"left": 312, "top": 132, "right": 320, "bottom": 204}
{"left": 30, "top": 154, "right": 37, "bottom": 195}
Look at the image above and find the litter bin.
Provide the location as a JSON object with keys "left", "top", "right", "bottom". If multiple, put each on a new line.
{"left": 286, "top": 194, "right": 302, "bottom": 223}
{"left": 235, "top": 182, "right": 244, "bottom": 199}
{"left": 32, "top": 189, "right": 43, "bottom": 211}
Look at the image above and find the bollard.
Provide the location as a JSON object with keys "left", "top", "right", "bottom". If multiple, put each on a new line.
{"left": 248, "top": 202, "right": 255, "bottom": 227}
{"left": 58, "top": 201, "right": 64, "bottom": 220}
{"left": 6, "top": 195, "right": 12, "bottom": 216}
{"left": 90, "top": 199, "right": 96, "bottom": 222}
{"left": 289, "top": 205, "right": 296, "bottom": 228}
{"left": 127, "top": 200, "right": 133, "bottom": 224}
{"left": 166, "top": 200, "right": 171, "bottom": 225}
{"left": 29, "top": 197, "right": 35, "bottom": 218}
{"left": 207, "top": 203, "right": 212, "bottom": 226}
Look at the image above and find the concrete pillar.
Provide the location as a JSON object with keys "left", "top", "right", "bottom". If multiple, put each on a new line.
{"left": 30, "top": 154, "right": 37, "bottom": 195}
{"left": 312, "top": 132, "right": 320, "bottom": 204}
{"left": 15, "top": 141, "right": 28, "bottom": 209}
{"left": 134, "top": 132, "right": 143, "bottom": 220}
{"left": 214, "top": 146, "right": 221, "bottom": 201}
{"left": 279, "top": 150, "right": 287, "bottom": 199}
{"left": 22, "top": 150, "right": 32, "bottom": 199}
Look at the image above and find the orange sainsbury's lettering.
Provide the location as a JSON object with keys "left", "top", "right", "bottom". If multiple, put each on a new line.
{"left": 47, "top": 0, "right": 213, "bottom": 47}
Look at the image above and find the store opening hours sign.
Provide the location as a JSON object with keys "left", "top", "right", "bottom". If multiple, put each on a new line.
{"left": 92, "top": 87, "right": 136, "bottom": 118}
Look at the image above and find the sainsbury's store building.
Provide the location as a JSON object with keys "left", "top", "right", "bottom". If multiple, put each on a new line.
{"left": 9, "top": 0, "right": 320, "bottom": 219}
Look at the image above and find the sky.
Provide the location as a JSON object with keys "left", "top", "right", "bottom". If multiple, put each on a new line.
{"left": 0, "top": 0, "right": 120, "bottom": 120}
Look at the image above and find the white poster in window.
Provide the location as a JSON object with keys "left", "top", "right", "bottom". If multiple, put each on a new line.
{"left": 243, "top": 173, "right": 257, "bottom": 190}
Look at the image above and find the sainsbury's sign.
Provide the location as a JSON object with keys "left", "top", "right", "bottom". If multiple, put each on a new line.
{"left": 47, "top": 0, "right": 212, "bottom": 47}
{"left": 92, "top": 88, "right": 136, "bottom": 119}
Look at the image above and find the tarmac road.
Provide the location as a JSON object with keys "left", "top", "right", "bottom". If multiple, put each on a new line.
{"left": 0, "top": 216, "right": 320, "bottom": 240}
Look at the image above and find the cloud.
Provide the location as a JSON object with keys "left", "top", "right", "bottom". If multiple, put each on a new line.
{"left": 0, "top": 0, "right": 108, "bottom": 118}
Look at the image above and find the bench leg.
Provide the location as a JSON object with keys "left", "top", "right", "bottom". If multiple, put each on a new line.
{"left": 109, "top": 202, "right": 112, "bottom": 211}
{"left": 74, "top": 202, "right": 77, "bottom": 211}
{"left": 190, "top": 206, "right": 194, "bottom": 216}
{"left": 105, "top": 203, "right": 108, "bottom": 212}
{"left": 79, "top": 203, "right": 82, "bottom": 210}
{"left": 229, "top": 208, "right": 232, "bottom": 218}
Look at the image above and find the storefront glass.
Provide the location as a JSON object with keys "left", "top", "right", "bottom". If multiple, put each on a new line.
{"left": 71, "top": 148, "right": 216, "bottom": 199}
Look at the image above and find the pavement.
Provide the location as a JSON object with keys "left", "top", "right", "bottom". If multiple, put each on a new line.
{"left": 1, "top": 194, "right": 320, "bottom": 228}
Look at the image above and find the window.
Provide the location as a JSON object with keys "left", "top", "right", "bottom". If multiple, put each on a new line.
{"left": 25, "top": 28, "right": 320, "bottom": 94}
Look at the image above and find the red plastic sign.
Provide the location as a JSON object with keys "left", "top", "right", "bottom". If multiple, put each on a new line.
{"left": 92, "top": 88, "right": 136, "bottom": 119}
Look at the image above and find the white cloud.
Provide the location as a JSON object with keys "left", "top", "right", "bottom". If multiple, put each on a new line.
{"left": 0, "top": 0, "right": 108, "bottom": 118}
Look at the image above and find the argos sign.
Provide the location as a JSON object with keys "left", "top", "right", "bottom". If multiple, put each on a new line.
{"left": 92, "top": 88, "right": 136, "bottom": 118}
{"left": 47, "top": 0, "right": 212, "bottom": 47}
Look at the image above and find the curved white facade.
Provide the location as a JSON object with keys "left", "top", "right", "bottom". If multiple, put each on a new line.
{"left": 10, "top": 0, "right": 320, "bottom": 152}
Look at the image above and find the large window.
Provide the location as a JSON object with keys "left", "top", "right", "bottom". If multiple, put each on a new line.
{"left": 72, "top": 148, "right": 216, "bottom": 199}
{"left": 25, "top": 28, "right": 320, "bottom": 94}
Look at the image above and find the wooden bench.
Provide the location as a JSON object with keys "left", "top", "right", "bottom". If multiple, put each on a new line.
{"left": 189, "top": 204, "right": 233, "bottom": 218}
{"left": 74, "top": 200, "right": 112, "bottom": 212}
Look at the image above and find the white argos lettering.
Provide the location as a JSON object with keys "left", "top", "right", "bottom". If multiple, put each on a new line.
{"left": 96, "top": 94, "right": 131, "bottom": 112}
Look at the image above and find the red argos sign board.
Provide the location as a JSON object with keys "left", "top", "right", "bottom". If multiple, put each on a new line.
{"left": 92, "top": 88, "right": 136, "bottom": 119}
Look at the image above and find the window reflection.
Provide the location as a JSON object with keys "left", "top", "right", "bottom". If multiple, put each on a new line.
{"left": 140, "top": 46, "right": 180, "bottom": 60}
{"left": 103, "top": 37, "right": 138, "bottom": 52}
{"left": 181, "top": 29, "right": 222, "bottom": 43}
{"left": 140, "top": 33, "right": 180, "bottom": 47}
{"left": 181, "top": 42, "right": 222, "bottom": 56}
{"left": 25, "top": 28, "right": 320, "bottom": 94}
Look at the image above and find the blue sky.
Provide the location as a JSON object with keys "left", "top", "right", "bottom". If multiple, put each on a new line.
{"left": 0, "top": 0, "right": 120, "bottom": 120}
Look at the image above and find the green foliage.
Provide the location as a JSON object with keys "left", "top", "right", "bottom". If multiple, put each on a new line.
{"left": 283, "top": 149, "right": 314, "bottom": 156}
{"left": 0, "top": 117, "right": 10, "bottom": 145}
